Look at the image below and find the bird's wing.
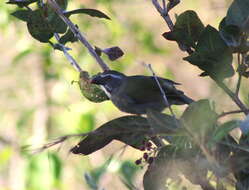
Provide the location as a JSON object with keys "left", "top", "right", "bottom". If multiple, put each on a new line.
{"left": 119, "top": 76, "right": 170, "bottom": 104}
{"left": 120, "top": 76, "right": 193, "bottom": 104}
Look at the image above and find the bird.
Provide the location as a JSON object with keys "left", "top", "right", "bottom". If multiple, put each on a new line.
{"left": 90, "top": 70, "right": 194, "bottom": 114}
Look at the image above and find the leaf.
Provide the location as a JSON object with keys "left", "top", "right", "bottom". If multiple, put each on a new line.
{"left": 6, "top": 0, "right": 38, "bottom": 7}
{"left": 146, "top": 109, "right": 181, "bottom": 134}
{"left": 64, "top": 8, "right": 111, "bottom": 20}
{"left": 143, "top": 145, "right": 205, "bottom": 190}
{"left": 162, "top": 10, "right": 204, "bottom": 48}
{"left": 184, "top": 25, "right": 234, "bottom": 80}
{"left": 78, "top": 71, "right": 109, "bottom": 103}
{"left": 181, "top": 99, "right": 217, "bottom": 142}
{"left": 102, "top": 46, "right": 124, "bottom": 61}
{"left": 120, "top": 161, "right": 139, "bottom": 186}
{"left": 219, "top": 17, "right": 242, "bottom": 50}
{"left": 12, "top": 48, "right": 32, "bottom": 65}
{"left": 226, "top": 0, "right": 249, "bottom": 31}
{"left": 143, "top": 146, "right": 176, "bottom": 190}
{"left": 212, "top": 120, "right": 240, "bottom": 143}
{"left": 46, "top": 13, "right": 67, "bottom": 34}
{"left": 71, "top": 116, "right": 152, "bottom": 155}
{"left": 59, "top": 28, "right": 78, "bottom": 44}
{"left": 11, "top": 10, "right": 31, "bottom": 22}
{"left": 27, "top": 9, "right": 54, "bottom": 42}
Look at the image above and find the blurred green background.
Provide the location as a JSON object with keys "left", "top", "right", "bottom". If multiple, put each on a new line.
{"left": 0, "top": 0, "right": 242, "bottom": 189}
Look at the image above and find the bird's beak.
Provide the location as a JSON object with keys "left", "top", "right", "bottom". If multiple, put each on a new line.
{"left": 90, "top": 75, "right": 102, "bottom": 84}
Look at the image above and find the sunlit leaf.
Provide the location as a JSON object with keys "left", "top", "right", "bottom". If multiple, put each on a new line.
{"left": 78, "top": 71, "right": 109, "bottom": 103}
{"left": 212, "top": 120, "right": 240, "bottom": 143}
{"left": 181, "top": 99, "right": 217, "bottom": 142}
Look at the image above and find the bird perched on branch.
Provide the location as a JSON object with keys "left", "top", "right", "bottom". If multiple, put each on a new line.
{"left": 91, "top": 70, "right": 194, "bottom": 114}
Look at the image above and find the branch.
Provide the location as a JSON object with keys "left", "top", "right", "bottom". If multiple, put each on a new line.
{"left": 147, "top": 64, "right": 176, "bottom": 118}
{"left": 47, "top": 0, "right": 110, "bottom": 71}
{"left": 214, "top": 79, "right": 249, "bottom": 115}
{"left": 218, "top": 109, "right": 249, "bottom": 119}
{"left": 235, "top": 53, "right": 242, "bottom": 95}
{"left": 32, "top": 132, "right": 91, "bottom": 154}
{"left": 151, "top": 0, "right": 193, "bottom": 54}
{"left": 54, "top": 33, "right": 83, "bottom": 72}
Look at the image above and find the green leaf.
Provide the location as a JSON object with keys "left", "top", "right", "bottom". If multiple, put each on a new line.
{"left": 47, "top": 13, "right": 67, "bottom": 34}
{"left": 11, "top": 10, "right": 31, "bottom": 22}
{"left": 162, "top": 10, "right": 204, "bottom": 48}
{"left": 64, "top": 8, "right": 111, "bottom": 20}
{"left": 6, "top": 0, "right": 38, "bottom": 7}
{"left": 49, "top": 153, "right": 62, "bottom": 180}
{"left": 12, "top": 48, "right": 32, "bottom": 65}
{"left": 59, "top": 28, "right": 78, "bottom": 44}
{"left": 226, "top": 0, "right": 249, "bottom": 31}
{"left": 181, "top": 99, "right": 217, "bottom": 142}
{"left": 184, "top": 25, "right": 234, "bottom": 80}
{"left": 27, "top": 9, "right": 54, "bottom": 42}
{"left": 120, "top": 161, "right": 139, "bottom": 187}
{"left": 71, "top": 116, "right": 152, "bottom": 155}
{"left": 212, "top": 120, "right": 240, "bottom": 143}
{"left": 78, "top": 71, "right": 109, "bottom": 103}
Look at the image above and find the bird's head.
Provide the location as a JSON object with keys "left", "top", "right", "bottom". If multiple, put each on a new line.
{"left": 90, "top": 70, "right": 126, "bottom": 95}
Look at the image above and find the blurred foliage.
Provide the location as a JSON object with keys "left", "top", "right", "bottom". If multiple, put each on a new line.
{"left": 3, "top": 0, "right": 249, "bottom": 190}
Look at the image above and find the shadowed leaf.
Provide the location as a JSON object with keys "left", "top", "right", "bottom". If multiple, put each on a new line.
{"left": 184, "top": 25, "right": 234, "bottom": 80}
{"left": 226, "top": 0, "right": 249, "bottom": 31}
{"left": 11, "top": 10, "right": 31, "bottom": 22}
{"left": 102, "top": 46, "right": 124, "bottom": 61}
{"left": 71, "top": 116, "right": 152, "bottom": 155}
{"left": 6, "top": 0, "right": 38, "bottom": 7}
{"left": 64, "top": 8, "right": 111, "bottom": 20}
{"left": 59, "top": 28, "right": 78, "bottom": 44}
{"left": 163, "top": 10, "right": 204, "bottom": 48}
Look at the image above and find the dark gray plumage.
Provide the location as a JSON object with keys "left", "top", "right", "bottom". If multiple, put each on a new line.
{"left": 91, "top": 70, "right": 194, "bottom": 114}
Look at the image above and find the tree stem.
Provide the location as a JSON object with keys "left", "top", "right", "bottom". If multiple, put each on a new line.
{"left": 47, "top": 0, "right": 110, "bottom": 71}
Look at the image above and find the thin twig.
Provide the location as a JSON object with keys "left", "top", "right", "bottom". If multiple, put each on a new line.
{"left": 152, "top": 0, "right": 173, "bottom": 30}
{"left": 47, "top": 0, "right": 110, "bottom": 71}
{"left": 218, "top": 109, "right": 249, "bottom": 119}
{"left": 236, "top": 53, "right": 242, "bottom": 95}
{"left": 32, "top": 132, "right": 91, "bottom": 154}
{"left": 214, "top": 79, "right": 249, "bottom": 115}
{"left": 54, "top": 33, "right": 82, "bottom": 72}
{"left": 151, "top": 0, "right": 193, "bottom": 54}
{"left": 147, "top": 64, "right": 176, "bottom": 118}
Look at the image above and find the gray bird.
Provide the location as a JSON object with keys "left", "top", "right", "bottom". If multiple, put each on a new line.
{"left": 91, "top": 70, "right": 194, "bottom": 114}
